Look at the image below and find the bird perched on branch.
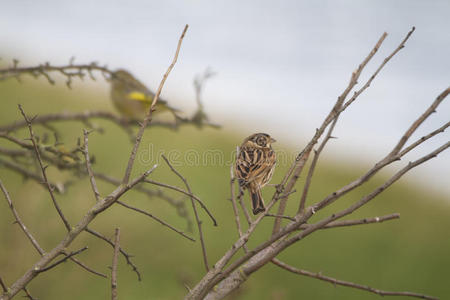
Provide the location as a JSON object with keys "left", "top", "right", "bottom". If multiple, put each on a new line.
{"left": 235, "top": 133, "right": 277, "bottom": 215}
{"left": 109, "top": 69, "right": 181, "bottom": 121}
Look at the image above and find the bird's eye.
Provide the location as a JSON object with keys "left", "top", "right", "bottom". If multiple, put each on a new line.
{"left": 256, "top": 136, "right": 266, "bottom": 146}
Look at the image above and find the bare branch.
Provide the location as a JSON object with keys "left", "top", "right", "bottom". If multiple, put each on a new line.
{"left": 183, "top": 28, "right": 449, "bottom": 300}
{"left": 190, "top": 68, "right": 218, "bottom": 128}
{"left": 0, "top": 131, "right": 82, "bottom": 171}
{"left": 0, "top": 26, "right": 191, "bottom": 300}
{"left": 389, "top": 86, "right": 449, "bottom": 157}
{"left": 1, "top": 144, "right": 193, "bottom": 228}
{"left": 314, "top": 88, "right": 449, "bottom": 213}
{"left": 122, "top": 24, "right": 188, "bottom": 185}
{"left": 0, "top": 110, "right": 219, "bottom": 134}
{"left": 0, "top": 61, "right": 113, "bottom": 84}
{"left": 18, "top": 105, "right": 71, "bottom": 231}
{"left": 271, "top": 31, "right": 390, "bottom": 232}
{"left": 288, "top": 28, "right": 416, "bottom": 221}
{"left": 1, "top": 177, "right": 105, "bottom": 280}
{"left": 0, "top": 179, "right": 45, "bottom": 255}
{"left": 268, "top": 144, "right": 450, "bottom": 276}
{"left": 299, "top": 213, "right": 400, "bottom": 230}
{"left": 69, "top": 257, "right": 107, "bottom": 278}
{"left": 265, "top": 214, "right": 295, "bottom": 222}
{"left": 0, "top": 158, "right": 50, "bottom": 187}
{"left": 261, "top": 143, "right": 449, "bottom": 276}
{"left": 116, "top": 200, "right": 195, "bottom": 241}
{"left": 272, "top": 258, "right": 436, "bottom": 300}
{"left": 22, "top": 288, "right": 37, "bottom": 300}
{"left": 271, "top": 149, "right": 310, "bottom": 234}
{"left": 399, "top": 121, "right": 449, "bottom": 157}
{"left": 268, "top": 213, "right": 400, "bottom": 229}
{"left": 82, "top": 129, "right": 101, "bottom": 201}
{"left": 0, "top": 163, "right": 157, "bottom": 299}
{"left": 341, "top": 27, "right": 416, "bottom": 112}
{"left": 229, "top": 164, "right": 248, "bottom": 253}
{"left": 93, "top": 171, "right": 192, "bottom": 227}
{"left": 237, "top": 189, "right": 252, "bottom": 226}
{"left": 0, "top": 275, "right": 7, "bottom": 294}
{"left": 85, "top": 227, "right": 141, "bottom": 281}
{"left": 196, "top": 111, "right": 447, "bottom": 300}
{"left": 36, "top": 247, "right": 89, "bottom": 273}
{"left": 298, "top": 117, "right": 338, "bottom": 214}
{"left": 144, "top": 178, "right": 217, "bottom": 226}
{"left": 0, "top": 146, "right": 28, "bottom": 157}
{"left": 162, "top": 154, "right": 209, "bottom": 271}
{"left": 111, "top": 228, "right": 120, "bottom": 300}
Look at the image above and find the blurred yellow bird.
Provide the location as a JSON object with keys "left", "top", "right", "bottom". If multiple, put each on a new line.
{"left": 110, "top": 69, "right": 180, "bottom": 121}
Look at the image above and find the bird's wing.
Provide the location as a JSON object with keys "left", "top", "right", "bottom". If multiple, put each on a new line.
{"left": 236, "top": 147, "right": 272, "bottom": 185}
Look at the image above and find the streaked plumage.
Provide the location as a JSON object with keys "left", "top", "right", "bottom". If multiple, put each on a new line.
{"left": 110, "top": 69, "right": 180, "bottom": 121}
{"left": 235, "top": 133, "right": 276, "bottom": 215}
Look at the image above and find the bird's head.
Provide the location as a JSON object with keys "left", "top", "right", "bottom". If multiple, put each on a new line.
{"left": 246, "top": 133, "right": 276, "bottom": 149}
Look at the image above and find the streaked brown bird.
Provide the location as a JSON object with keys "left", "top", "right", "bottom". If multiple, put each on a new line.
{"left": 235, "top": 133, "right": 277, "bottom": 215}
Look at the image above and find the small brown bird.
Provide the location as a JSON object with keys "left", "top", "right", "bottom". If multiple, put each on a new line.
{"left": 235, "top": 133, "right": 277, "bottom": 215}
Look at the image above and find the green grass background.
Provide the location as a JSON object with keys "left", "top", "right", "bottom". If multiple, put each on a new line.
{"left": 0, "top": 77, "right": 449, "bottom": 300}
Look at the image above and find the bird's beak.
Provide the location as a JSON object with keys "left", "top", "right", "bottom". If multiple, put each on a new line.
{"left": 270, "top": 137, "right": 277, "bottom": 143}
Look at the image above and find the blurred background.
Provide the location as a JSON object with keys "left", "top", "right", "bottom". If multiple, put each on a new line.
{"left": 0, "top": 1, "right": 449, "bottom": 299}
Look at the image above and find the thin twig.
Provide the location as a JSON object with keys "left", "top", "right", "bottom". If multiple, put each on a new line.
{"left": 237, "top": 189, "right": 252, "bottom": 226}
{"left": 0, "top": 146, "right": 28, "bottom": 157}
{"left": 298, "top": 117, "right": 339, "bottom": 214}
{"left": 0, "top": 27, "right": 186, "bottom": 300}
{"left": 268, "top": 213, "right": 400, "bottom": 229}
{"left": 272, "top": 258, "right": 437, "bottom": 300}
{"left": 389, "top": 86, "right": 449, "bottom": 157}
{"left": 162, "top": 154, "right": 209, "bottom": 271}
{"left": 197, "top": 136, "right": 448, "bottom": 300}
{"left": 116, "top": 200, "right": 195, "bottom": 241}
{"left": 93, "top": 171, "right": 192, "bottom": 227}
{"left": 185, "top": 29, "right": 447, "bottom": 300}
{"left": 111, "top": 228, "right": 120, "bottom": 300}
{"left": 122, "top": 24, "right": 188, "bottom": 185}
{"left": 230, "top": 164, "right": 248, "bottom": 252}
{"left": 0, "top": 131, "right": 82, "bottom": 171}
{"left": 271, "top": 31, "right": 390, "bottom": 236}
{"left": 36, "top": 247, "right": 89, "bottom": 273}
{"left": 1, "top": 146, "right": 192, "bottom": 225}
{"left": 296, "top": 28, "right": 416, "bottom": 214}
{"left": 314, "top": 88, "right": 449, "bottom": 213}
{"left": 0, "top": 110, "right": 219, "bottom": 133}
{"left": 341, "top": 27, "right": 416, "bottom": 112}
{"left": 191, "top": 68, "right": 216, "bottom": 128}
{"left": 0, "top": 275, "right": 7, "bottom": 294}
{"left": 0, "top": 61, "right": 113, "bottom": 84}
{"left": 1, "top": 175, "right": 104, "bottom": 279}
{"left": 0, "top": 158, "right": 61, "bottom": 192}
{"left": 0, "top": 179, "right": 45, "bottom": 255}
{"left": 69, "top": 257, "right": 107, "bottom": 278}
{"left": 271, "top": 149, "right": 310, "bottom": 235}
{"left": 18, "top": 105, "right": 71, "bottom": 231}
{"left": 399, "top": 121, "right": 449, "bottom": 157}
{"left": 85, "top": 227, "right": 141, "bottom": 281}
{"left": 144, "top": 179, "right": 217, "bottom": 226}
{"left": 273, "top": 142, "right": 447, "bottom": 271}
{"left": 299, "top": 213, "right": 400, "bottom": 230}
{"left": 22, "top": 288, "right": 37, "bottom": 300}
{"left": 82, "top": 129, "right": 101, "bottom": 201}
{"left": 265, "top": 214, "right": 295, "bottom": 222}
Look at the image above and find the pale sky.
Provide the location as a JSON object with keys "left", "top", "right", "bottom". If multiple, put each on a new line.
{"left": 1, "top": 0, "right": 449, "bottom": 195}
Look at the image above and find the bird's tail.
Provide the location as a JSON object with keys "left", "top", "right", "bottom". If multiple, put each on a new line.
{"left": 249, "top": 185, "right": 265, "bottom": 215}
